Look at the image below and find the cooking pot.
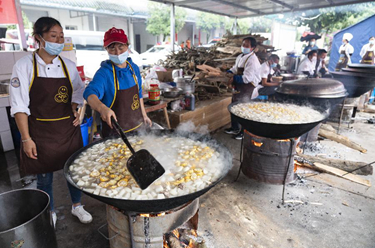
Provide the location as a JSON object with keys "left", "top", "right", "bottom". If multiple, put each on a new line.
{"left": 0, "top": 189, "right": 57, "bottom": 248}
{"left": 174, "top": 77, "right": 195, "bottom": 94}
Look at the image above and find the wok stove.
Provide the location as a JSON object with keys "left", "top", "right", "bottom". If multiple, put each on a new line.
{"left": 237, "top": 131, "right": 298, "bottom": 185}
{"left": 102, "top": 199, "right": 200, "bottom": 248}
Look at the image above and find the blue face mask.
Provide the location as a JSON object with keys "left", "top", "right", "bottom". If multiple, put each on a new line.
{"left": 109, "top": 50, "right": 129, "bottom": 65}
{"left": 40, "top": 35, "right": 64, "bottom": 56}
{"left": 270, "top": 63, "right": 277, "bottom": 69}
{"left": 241, "top": 46, "right": 251, "bottom": 54}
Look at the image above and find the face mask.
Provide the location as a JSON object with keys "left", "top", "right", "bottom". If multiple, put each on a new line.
{"left": 270, "top": 63, "right": 277, "bottom": 68}
{"left": 309, "top": 41, "right": 315, "bottom": 46}
{"left": 370, "top": 40, "right": 375, "bottom": 45}
{"left": 109, "top": 50, "right": 129, "bottom": 65}
{"left": 312, "top": 57, "right": 317, "bottom": 63}
{"left": 241, "top": 46, "right": 251, "bottom": 54}
{"left": 40, "top": 35, "right": 64, "bottom": 56}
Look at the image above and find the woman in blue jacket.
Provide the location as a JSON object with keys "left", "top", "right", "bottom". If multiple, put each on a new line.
{"left": 84, "top": 27, "right": 151, "bottom": 137}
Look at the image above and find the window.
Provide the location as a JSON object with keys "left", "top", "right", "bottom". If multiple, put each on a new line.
{"left": 65, "top": 25, "right": 78, "bottom": 30}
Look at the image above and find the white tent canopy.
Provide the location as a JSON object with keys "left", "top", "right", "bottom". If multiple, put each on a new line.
{"left": 150, "top": 0, "right": 374, "bottom": 18}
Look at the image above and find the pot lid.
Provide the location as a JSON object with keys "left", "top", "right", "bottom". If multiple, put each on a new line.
{"left": 276, "top": 78, "right": 347, "bottom": 98}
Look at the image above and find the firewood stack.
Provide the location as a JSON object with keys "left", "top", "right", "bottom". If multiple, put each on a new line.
{"left": 161, "top": 31, "right": 275, "bottom": 76}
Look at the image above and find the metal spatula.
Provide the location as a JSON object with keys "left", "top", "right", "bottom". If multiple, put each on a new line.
{"left": 111, "top": 117, "right": 165, "bottom": 190}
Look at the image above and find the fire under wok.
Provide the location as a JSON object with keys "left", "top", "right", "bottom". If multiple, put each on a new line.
{"left": 64, "top": 130, "right": 233, "bottom": 213}
{"left": 228, "top": 101, "right": 329, "bottom": 139}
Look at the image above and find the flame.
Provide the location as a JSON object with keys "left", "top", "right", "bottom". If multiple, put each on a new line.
{"left": 188, "top": 239, "right": 194, "bottom": 248}
{"left": 139, "top": 213, "right": 150, "bottom": 217}
{"left": 157, "top": 212, "right": 166, "bottom": 217}
{"left": 172, "top": 229, "right": 180, "bottom": 239}
{"left": 251, "top": 140, "right": 263, "bottom": 147}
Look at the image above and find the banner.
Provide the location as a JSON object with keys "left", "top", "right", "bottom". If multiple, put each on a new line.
{"left": 0, "top": 0, "right": 18, "bottom": 24}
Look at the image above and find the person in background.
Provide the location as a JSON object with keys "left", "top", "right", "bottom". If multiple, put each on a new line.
{"left": 302, "top": 38, "right": 319, "bottom": 55}
{"left": 224, "top": 37, "right": 261, "bottom": 140}
{"left": 335, "top": 33, "right": 354, "bottom": 71}
{"left": 84, "top": 27, "right": 152, "bottom": 138}
{"left": 360, "top": 36, "right": 375, "bottom": 65}
{"left": 314, "top": 49, "right": 328, "bottom": 78}
{"left": 297, "top": 50, "right": 318, "bottom": 77}
{"left": 257, "top": 54, "right": 281, "bottom": 96}
{"left": 180, "top": 41, "right": 185, "bottom": 49}
{"left": 186, "top": 38, "right": 191, "bottom": 49}
{"left": 9, "top": 17, "right": 92, "bottom": 228}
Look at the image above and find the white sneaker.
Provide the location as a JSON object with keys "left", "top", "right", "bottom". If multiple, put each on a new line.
{"left": 71, "top": 205, "right": 93, "bottom": 224}
{"left": 51, "top": 211, "right": 57, "bottom": 229}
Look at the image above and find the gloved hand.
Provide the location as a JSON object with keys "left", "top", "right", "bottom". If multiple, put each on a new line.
{"left": 233, "top": 75, "right": 244, "bottom": 84}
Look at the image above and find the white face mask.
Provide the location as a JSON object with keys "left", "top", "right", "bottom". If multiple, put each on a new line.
{"left": 241, "top": 46, "right": 251, "bottom": 54}
{"left": 370, "top": 40, "right": 375, "bottom": 45}
{"left": 311, "top": 57, "right": 317, "bottom": 63}
{"left": 309, "top": 41, "right": 315, "bottom": 46}
{"left": 108, "top": 50, "right": 129, "bottom": 65}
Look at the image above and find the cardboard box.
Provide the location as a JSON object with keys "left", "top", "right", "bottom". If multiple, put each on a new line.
{"left": 156, "top": 70, "right": 174, "bottom": 82}
{"left": 63, "top": 37, "right": 73, "bottom": 51}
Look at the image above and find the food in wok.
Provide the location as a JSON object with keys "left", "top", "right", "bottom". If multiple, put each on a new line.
{"left": 230, "top": 102, "right": 325, "bottom": 124}
{"left": 69, "top": 135, "right": 226, "bottom": 200}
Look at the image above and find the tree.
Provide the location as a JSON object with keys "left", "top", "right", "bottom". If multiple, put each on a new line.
{"left": 196, "top": 12, "right": 225, "bottom": 41}
{"left": 146, "top": 2, "right": 187, "bottom": 41}
{"left": 224, "top": 17, "right": 272, "bottom": 34}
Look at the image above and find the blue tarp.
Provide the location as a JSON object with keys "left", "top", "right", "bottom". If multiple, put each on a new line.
{"left": 328, "top": 14, "right": 375, "bottom": 71}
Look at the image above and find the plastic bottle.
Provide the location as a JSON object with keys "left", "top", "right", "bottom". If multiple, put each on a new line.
{"left": 184, "top": 93, "right": 195, "bottom": 111}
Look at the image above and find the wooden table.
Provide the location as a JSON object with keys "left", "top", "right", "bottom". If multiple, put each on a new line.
{"left": 145, "top": 101, "right": 171, "bottom": 129}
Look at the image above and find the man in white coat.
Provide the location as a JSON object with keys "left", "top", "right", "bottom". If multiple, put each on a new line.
{"left": 297, "top": 50, "right": 318, "bottom": 77}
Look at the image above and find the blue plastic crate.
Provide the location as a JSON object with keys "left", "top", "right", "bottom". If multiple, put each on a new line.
{"left": 80, "top": 117, "right": 93, "bottom": 146}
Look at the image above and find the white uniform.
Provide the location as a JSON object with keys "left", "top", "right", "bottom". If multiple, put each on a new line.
{"left": 10, "top": 53, "right": 85, "bottom": 116}
{"left": 260, "top": 62, "right": 274, "bottom": 80}
{"left": 229, "top": 52, "right": 261, "bottom": 86}
{"left": 297, "top": 57, "right": 316, "bottom": 75}
{"left": 338, "top": 43, "right": 354, "bottom": 64}
{"left": 360, "top": 43, "right": 375, "bottom": 59}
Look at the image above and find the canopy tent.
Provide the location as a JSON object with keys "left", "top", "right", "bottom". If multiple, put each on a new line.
{"left": 328, "top": 14, "right": 375, "bottom": 71}
{"left": 149, "top": 0, "right": 375, "bottom": 18}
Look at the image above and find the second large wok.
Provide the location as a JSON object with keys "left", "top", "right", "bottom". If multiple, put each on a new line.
{"left": 228, "top": 101, "right": 329, "bottom": 139}
{"left": 64, "top": 130, "right": 233, "bottom": 213}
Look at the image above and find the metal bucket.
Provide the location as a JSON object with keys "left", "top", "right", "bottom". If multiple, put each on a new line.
{"left": 0, "top": 189, "right": 57, "bottom": 248}
{"left": 242, "top": 131, "right": 297, "bottom": 184}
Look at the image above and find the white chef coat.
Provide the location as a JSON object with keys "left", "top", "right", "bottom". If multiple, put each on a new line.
{"left": 360, "top": 43, "right": 375, "bottom": 59}
{"left": 10, "top": 52, "right": 85, "bottom": 116}
{"left": 229, "top": 52, "right": 261, "bottom": 86}
{"left": 338, "top": 43, "right": 354, "bottom": 64}
{"left": 260, "top": 61, "right": 274, "bottom": 80}
{"left": 297, "top": 57, "right": 316, "bottom": 75}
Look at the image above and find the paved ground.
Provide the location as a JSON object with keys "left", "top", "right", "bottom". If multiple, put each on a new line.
{"left": 1, "top": 111, "right": 374, "bottom": 248}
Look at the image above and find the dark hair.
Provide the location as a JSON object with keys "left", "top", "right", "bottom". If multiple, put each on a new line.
{"left": 242, "top": 37, "right": 257, "bottom": 48}
{"left": 308, "top": 50, "right": 317, "bottom": 58}
{"left": 370, "top": 36, "right": 375, "bottom": 40}
{"left": 317, "top": 49, "right": 327, "bottom": 56}
{"left": 269, "top": 54, "right": 280, "bottom": 61}
{"left": 33, "top": 17, "right": 62, "bottom": 44}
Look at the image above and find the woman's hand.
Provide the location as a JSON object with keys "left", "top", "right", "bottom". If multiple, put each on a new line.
{"left": 72, "top": 110, "right": 80, "bottom": 127}
{"left": 23, "top": 139, "right": 38, "bottom": 159}
{"left": 99, "top": 106, "right": 117, "bottom": 128}
{"left": 143, "top": 115, "right": 152, "bottom": 128}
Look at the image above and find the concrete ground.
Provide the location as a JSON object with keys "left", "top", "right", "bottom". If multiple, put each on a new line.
{"left": 1, "top": 111, "right": 374, "bottom": 248}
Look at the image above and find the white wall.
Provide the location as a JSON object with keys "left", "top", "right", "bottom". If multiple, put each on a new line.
{"left": 22, "top": 6, "right": 91, "bottom": 31}
{"left": 133, "top": 21, "right": 157, "bottom": 53}
{"left": 96, "top": 15, "right": 128, "bottom": 32}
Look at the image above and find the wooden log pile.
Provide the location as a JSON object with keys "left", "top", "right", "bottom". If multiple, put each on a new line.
{"left": 161, "top": 31, "right": 275, "bottom": 77}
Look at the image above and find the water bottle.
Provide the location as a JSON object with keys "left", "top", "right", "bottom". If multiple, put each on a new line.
{"left": 185, "top": 93, "right": 195, "bottom": 111}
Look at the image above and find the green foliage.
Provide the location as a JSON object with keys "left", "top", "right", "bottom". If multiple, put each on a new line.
{"left": 146, "top": 2, "right": 186, "bottom": 41}
{"left": 7, "top": 11, "right": 32, "bottom": 30}
{"left": 281, "top": 2, "right": 375, "bottom": 34}
{"left": 196, "top": 12, "right": 225, "bottom": 40}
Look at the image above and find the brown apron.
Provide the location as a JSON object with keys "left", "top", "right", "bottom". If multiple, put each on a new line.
{"left": 233, "top": 54, "right": 255, "bottom": 102}
{"left": 335, "top": 50, "right": 349, "bottom": 71}
{"left": 20, "top": 52, "right": 83, "bottom": 175}
{"left": 101, "top": 62, "right": 143, "bottom": 138}
{"left": 361, "top": 50, "right": 374, "bottom": 64}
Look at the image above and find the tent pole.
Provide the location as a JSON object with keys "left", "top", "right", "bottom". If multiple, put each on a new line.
{"left": 170, "top": 3, "right": 175, "bottom": 52}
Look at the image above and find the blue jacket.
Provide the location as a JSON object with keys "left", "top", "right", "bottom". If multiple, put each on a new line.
{"left": 83, "top": 58, "right": 142, "bottom": 107}
{"left": 302, "top": 45, "right": 319, "bottom": 54}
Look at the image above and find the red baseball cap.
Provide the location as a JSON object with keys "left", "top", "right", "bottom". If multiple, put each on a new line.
{"left": 103, "top": 27, "right": 128, "bottom": 47}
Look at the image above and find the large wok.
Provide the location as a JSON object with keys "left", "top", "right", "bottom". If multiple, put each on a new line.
{"left": 64, "top": 130, "right": 233, "bottom": 213}
{"left": 228, "top": 101, "right": 329, "bottom": 139}
{"left": 330, "top": 71, "right": 375, "bottom": 97}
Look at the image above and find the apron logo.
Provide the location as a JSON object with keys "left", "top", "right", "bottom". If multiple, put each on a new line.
{"left": 131, "top": 94, "right": 140, "bottom": 110}
{"left": 11, "top": 77, "right": 20, "bottom": 88}
{"left": 54, "top": 86, "right": 69, "bottom": 103}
